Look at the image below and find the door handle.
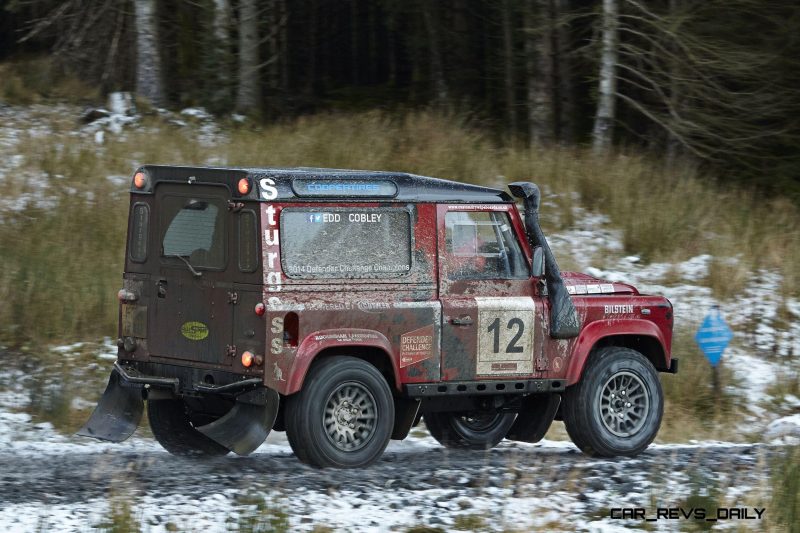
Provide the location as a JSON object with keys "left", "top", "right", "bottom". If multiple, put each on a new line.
{"left": 450, "top": 315, "right": 474, "bottom": 326}
{"left": 157, "top": 280, "right": 167, "bottom": 298}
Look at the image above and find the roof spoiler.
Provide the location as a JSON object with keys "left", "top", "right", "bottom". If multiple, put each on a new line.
{"left": 508, "top": 182, "right": 580, "bottom": 339}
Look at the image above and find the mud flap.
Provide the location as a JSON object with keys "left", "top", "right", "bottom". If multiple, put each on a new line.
{"left": 197, "top": 388, "right": 279, "bottom": 456}
{"left": 76, "top": 369, "right": 144, "bottom": 442}
{"left": 505, "top": 393, "right": 561, "bottom": 443}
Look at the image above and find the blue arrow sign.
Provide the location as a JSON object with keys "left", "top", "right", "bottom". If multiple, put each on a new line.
{"left": 695, "top": 306, "right": 734, "bottom": 367}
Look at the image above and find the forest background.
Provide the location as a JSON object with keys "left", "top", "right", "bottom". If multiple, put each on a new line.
{"left": 2, "top": 0, "right": 799, "bottom": 196}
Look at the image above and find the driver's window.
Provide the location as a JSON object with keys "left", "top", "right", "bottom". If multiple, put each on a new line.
{"left": 445, "top": 211, "right": 527, "bottom": 280}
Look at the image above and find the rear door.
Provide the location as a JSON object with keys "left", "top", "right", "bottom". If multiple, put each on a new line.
{"left": 437, "top": 205, "right": 547, "bottom": 381}
{"left": 149, "top": 183, "right": 235, "bottom": 367}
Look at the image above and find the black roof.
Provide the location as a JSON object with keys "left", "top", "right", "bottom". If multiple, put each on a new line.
{"left": 138, "top": 165, "right": 513, "bottom": 204}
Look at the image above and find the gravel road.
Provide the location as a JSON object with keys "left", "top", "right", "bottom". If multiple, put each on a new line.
{"left": 0, "top": 430, "right": 785, "bottom": 532}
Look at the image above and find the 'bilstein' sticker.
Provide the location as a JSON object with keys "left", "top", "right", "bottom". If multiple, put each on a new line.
{"left": 181, "top": 321, "right": 209, "bottom": 341}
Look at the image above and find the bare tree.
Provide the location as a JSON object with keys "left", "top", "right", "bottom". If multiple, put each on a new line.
{"left": 555, "top": 0, "right": 575, "bottom": 143}
{"left": 502, "top": 0, "right": 517, "bottom": 133}
{"left": 236, "top": 0, "right": 260, "bottom": 113}
{"left": 592, "top": 0, "right": 619, "bottom": 153}
{"left": 526, "top": 0, "right": 554, "bottom": 145}
{"left": 133, "top": 0, "right": 164, "bottom": 106}
{"left": 421, "top": 1, "right": 449, "bottom": 106}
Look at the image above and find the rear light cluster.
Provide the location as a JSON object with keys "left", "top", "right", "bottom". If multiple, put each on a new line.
{"left": 133, "top": 171, "right": 147, "bottom": 190}
{"left": 241, "top": 351, "right": 264, "bottom": 368}
{"left": 117, "top": 289, "right": 138, "bottom": 303}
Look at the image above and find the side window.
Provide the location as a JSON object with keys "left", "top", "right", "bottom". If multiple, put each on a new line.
{"left": 280, "top": 208, "right": 412, "bottom": 279}
{"left": 445, "top": 211, "right": 528, "bottom": 280}
{"left": 129, "top": 203, "right": 149, "bottom": 263}
{"left": 238, "top": 210, "right": 259, "bottom": 273}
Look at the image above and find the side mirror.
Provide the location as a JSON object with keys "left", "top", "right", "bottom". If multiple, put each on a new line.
{"left": 531, "top": 246, "right": 545, "bottom": 278}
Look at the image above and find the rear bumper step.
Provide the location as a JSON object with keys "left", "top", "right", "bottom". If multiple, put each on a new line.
{"left": 405, "top": 378, "right": 565, "bottom": 397}
{"left": 114, "top": 361, "right": 262, "bottom": 395}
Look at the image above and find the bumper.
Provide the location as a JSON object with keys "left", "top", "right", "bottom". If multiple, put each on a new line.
{"left": 113, "top": 361, "right": 262, "bottom": 395}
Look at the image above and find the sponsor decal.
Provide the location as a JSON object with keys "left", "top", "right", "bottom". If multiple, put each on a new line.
{"left": 264, "top": 204, "right": 282, "bottom": 295}
{"left": 273, "top": 362, "right": 285, "bottom": 382}
{"left": 313, "top": 332, "right": 381, "bottom": 342}
{"left": 400, "top": 325, "right": 434, "bottom": 368}
{"left": 292, "top": 179, "right": 398, "bottom": 197}
{"left": 567, "top": 283, "right": 616, "bottom": 294}
{"left": 357, "top": 301, "right": 390, "bottom": 313}
{"left": 605, "top": 304, "right": 634, "bottom": 314}
{"left": 180, "top": 321, "right": 209, "bottom": 341}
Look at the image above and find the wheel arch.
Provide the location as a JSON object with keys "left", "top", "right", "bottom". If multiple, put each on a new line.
{"left": 285, "top": 330, "right": 400, "bottom": 395}
{"left": 566, "top": 319, "right": 669, "bottom": 386}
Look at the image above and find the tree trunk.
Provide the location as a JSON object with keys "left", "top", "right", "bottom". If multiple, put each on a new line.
{"left": 665, "top": 0, "right": 681, "bottom": 168}
{"left": 526, "top": 0, "right": 553, "bottom": 145}
{"left": 212, "top": 0, "right": 231, "bottom": 46}
{"left": 236, "top": 0, "right": 260, "bottom": 114}
{"left": 501, "top": 0, "right": 517, "bottom": 133}
{"left": 305, "top": 0, "right": 318, "bottom": 95}
{"left": 555, "top": 0, "right": 575, "bottom": 143}
{"left": 351, "top": 0, "right": 359, "bottom": 85}
{"left": 279, "top": 0, "right": 289, "bottom": 93}
{"left": 134, "top": 0, "right": 164, "bottom": 106}
{"left": 210, "top": 0, "right": 232, "bottom": 110}
{"left": 421, "top": 2, "right": 448, "bottom": 106}
{"left": 592, "top": 0, "right": 619, "bottom": 154}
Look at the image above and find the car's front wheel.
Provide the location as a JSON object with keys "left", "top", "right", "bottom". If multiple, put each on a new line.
{"left": 285, "top": 356, "right": 394, "bottom": 468}
{"left": 562, "top": 346, "right": 663, "bottom": 457}
{"left": 423, "top": 410, "right": 517, "bottom": 450}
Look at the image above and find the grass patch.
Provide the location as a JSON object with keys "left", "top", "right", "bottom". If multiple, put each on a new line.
{"left": 771, "top": 446, "right": 800, "bottom": 533}
{"left": 658, "top": 331, "right": 743, "bottom": 442}
{"left": 452, "top": 513, "right": 488, "bottom": 531}
{"left": 0, "top": 57, "right": 100, "bottom": 105}
{"left": 231, "top": 495, "right": 290, "bottom": 533}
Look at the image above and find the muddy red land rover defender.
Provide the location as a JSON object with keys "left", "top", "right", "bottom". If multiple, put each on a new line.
{"left": 79, "top": 166, "right": 677, "bottom": 468}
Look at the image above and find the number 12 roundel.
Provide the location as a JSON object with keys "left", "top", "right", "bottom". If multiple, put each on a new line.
{"left": 475, "top": 297, "right": 535, "bottom": 376}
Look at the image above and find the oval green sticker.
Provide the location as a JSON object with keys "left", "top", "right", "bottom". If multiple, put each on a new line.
{"left": 181, "top": 321, "right": 209, "bottom": 341}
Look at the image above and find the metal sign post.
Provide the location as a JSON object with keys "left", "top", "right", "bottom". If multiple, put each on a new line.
{"left": 694, "top": 305, "right": 734, "bottom": 396}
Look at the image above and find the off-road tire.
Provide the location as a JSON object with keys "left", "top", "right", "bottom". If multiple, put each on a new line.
{"left": 562, "top": 346, "right": 663, "bottom": 457}
{"left": 284, "top": 356, "right": 394, "bottom": 468}
{"left": 147, "top": 399, "right": 230, "bottom": 457}
{"left": 423, "top": 411, "right": 517, "bottom": 450}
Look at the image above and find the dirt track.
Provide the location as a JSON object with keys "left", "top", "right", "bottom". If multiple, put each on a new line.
{"left": 0, "top": 435, "right": 783, "bottom": 531}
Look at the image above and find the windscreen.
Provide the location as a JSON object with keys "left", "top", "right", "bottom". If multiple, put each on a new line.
{"left": 281, "top": 208, "right": 412, "bottom": 279}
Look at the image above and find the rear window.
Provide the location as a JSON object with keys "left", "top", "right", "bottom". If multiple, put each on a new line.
{"left": 280, "top": 208, "right": 412, "bottom": 279}
{"left": 160, "top": 195, "right": 226, "bottom": 269}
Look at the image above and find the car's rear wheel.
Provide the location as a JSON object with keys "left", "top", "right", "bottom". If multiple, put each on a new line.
{"left": 147, "top": 399, "right": 230, "bottom": 457}
{"left": 562, "top": 346, "right": 663, "bottom": 457}
{"left": 285, "top": 356, "right": 394, "bottom": 468}
{"left": 423, "top": 410, "right": 516, "bottom": 450}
